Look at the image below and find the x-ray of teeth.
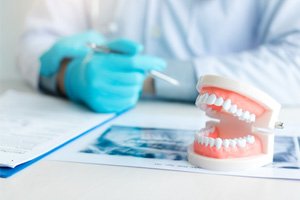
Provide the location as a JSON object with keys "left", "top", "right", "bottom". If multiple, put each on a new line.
{"left": 81, "top": 126, "right": 195, "bottom": 161}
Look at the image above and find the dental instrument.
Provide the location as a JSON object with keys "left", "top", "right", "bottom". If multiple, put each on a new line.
{"left": 86, "top": 43, "right": 180, "bottom": 86}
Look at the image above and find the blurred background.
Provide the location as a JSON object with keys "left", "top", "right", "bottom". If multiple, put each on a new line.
{"left": 0, "top": 0, "right": 35, "bottom": 81}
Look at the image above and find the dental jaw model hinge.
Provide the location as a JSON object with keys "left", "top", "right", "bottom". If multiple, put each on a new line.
{"left": 188, "top": 75, "right": 281, "bottom": 171}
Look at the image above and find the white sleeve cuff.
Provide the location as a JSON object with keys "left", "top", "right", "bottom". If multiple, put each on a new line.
{"left": 154, "top": 60, "right": 198, "bottom": 102}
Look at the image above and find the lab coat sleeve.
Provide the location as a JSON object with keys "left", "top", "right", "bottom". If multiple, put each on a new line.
{"left": 154, "top": 60, "right": 198, "bottom": 102}
{"left": 155, "top": 0, "right": 300, "bottom": 106}
{"left": 17, "top": 0, "right": 89, "bottom": 88}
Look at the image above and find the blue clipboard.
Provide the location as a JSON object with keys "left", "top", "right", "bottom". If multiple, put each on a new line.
{"left": 0, "top": 111, "right": 124, "bottom": 178}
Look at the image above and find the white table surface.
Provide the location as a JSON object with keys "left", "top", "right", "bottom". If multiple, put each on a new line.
{"left": 0, "top": 80, "right": 300, "bottom": 200}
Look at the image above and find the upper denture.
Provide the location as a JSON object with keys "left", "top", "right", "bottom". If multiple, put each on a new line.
{"left": 196, "top": 88, "right": 262, "bottom": 123}
{"left": 200, "top": 87, "right": 265, "bottom": 116}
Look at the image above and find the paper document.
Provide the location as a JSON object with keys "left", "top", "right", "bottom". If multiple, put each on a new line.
{"left": 49, "top": 109, "right": 300, "bottom": 180}
{"left": 0, "top": 91, "right": 114, "bottom": 168}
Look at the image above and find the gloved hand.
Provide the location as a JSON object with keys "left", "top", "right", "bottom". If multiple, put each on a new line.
{"left": 40, "top": 31, "right": 166, "bottom": 113}
{"left": 65, "top": 39, "right": 166, "bottom": 113}
{"left": 40, "top": 31, "right": 106, "bottom": 79}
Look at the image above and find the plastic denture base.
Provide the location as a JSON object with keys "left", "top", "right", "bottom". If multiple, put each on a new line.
{"left": 188, "top": 75, "right": 281, "bottom": 171}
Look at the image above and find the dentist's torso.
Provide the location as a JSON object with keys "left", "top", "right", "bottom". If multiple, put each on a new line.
{"left": 91, "top": 0, "right": 263, "bottom": 59}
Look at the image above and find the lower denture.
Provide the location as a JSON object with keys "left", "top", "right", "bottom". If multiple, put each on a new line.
{"left": 194, "top": 128, "right": 263, "bottom": 159}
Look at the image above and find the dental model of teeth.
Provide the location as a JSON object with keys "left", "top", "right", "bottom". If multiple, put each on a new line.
{"left": 196, "top": 93, "right": 256, "bottom": 123}
{"left": 195, "top": 129, "right": 255, "bottom": 150}
{"left": 188, "top": 75, "right": 281, "bottom": 171}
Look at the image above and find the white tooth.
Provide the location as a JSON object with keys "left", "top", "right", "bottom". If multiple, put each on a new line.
{"left": 245, "top": 113, "right": 252, "bottom": 123}
{"left": 246, "top": 135, "right": 255, "bottom": 144}
{"left": 197, "top": 135, "right": 202, "bottom": 144}
{"left": 198, "top": 136, "right": 203, "bottom": 144}
{"left": 250, "top": 114, "right": 256, "bottom": 122}
{"left": 201, "top": 136, "right": 204, "bottom": 145}
{"left": 237, "top": 139, "right": 246, "bottom": 148}
{"left": 215, "top": 138, "right": 222, "bottom": 149}
{"left": 222, "top": 99, "right": 232, "bottom": 111}
{"left": 223, "top": 139, "right": 230, "bottom": 148}
{"left": 201, "top": 93, "right": 209, "bottom": 104}
{"left": 242, "top": 111, "right": 250, "bottom": 121}
{"left": 198, "top": 93, "right": 204, "bottom": 100}
{"left": 195, "top": 95, "right": 201, "bottom": 107}
{"left": 229, "top": 139, "right": 237, "bottom": 148}
{"left": 251, "top": 137, "right": 255, "bottom": 144}
{"left": 235, "top": 108, "right": 243, "bottom": 117}
{"left": 204, "top": 137, "right": 209, "bottom": 146}
{"left": 214, "top": 97, "right": 224, "bottom": 106}
{"left": 199, "top": 93, "right": 207, "bottom": 103}
{"left": 207, "top": 94, "right": 217, "bottom": 105}
{"left": 229, "top": 104, "right": 237, "bottom": 114}
{"left": 209, "top": 138, "right": 215, "bottom": 147}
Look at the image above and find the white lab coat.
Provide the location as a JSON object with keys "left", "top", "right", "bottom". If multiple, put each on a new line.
{"left": 18, "top": 0, "right": 300, "bottom": 105}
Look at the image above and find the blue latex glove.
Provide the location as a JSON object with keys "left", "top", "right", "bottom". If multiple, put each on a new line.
{"left": 64, "top": 39, "right": 166, "bottom": 113}
{"left": 40, "top": 31, "right": 166, "bottom": 113}
{"left": 40, "top": 31, "right": 106, "bottom": 78}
